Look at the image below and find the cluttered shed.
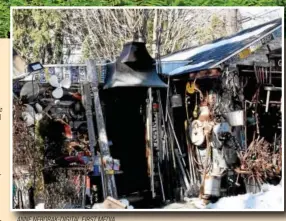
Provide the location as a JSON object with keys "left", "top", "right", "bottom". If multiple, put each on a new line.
{"left": 156, "top": 17, "right": 282, "bottom": 200}
{"left": 12, "top": 18, "right": 282, "bottom": 209}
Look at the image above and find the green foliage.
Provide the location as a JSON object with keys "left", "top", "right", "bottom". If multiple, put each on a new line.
{"left": 0, "top": 2, "right": 10, "bottom": 38}
{"left": 13, "top": 9, "right": 64, "bottom": 63}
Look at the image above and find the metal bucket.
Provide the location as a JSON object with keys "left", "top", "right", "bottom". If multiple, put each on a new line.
{"left": 171, "top": 94, "right": 183, "bottom": 108}
{"left": 204, "top": 175, "right": 221, "bottom": 197}
{"left": 244, "top": 177, "right": 261, "bottom": 194}
{"left": 225, "top": 110, "right": 244, "bottom": 126}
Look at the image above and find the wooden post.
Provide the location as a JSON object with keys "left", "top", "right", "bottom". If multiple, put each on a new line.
{"left": 82, "top": 83, "right": 96, "bottom": 159}
{"left": 82, "top": 175, "right": 86, "bottom": 208}
{"left": 146, "top": 87, "right": 155, "bottom": 198}
{"left": 82, "top": 82, "right": 107, "bottom": 199}
{"left": 86, "top": 59, "right": 118, "bottom": 199}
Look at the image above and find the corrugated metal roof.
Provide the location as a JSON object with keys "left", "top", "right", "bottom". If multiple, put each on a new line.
{"left": 159, "top": 18, "right": 282, "bottom": 76}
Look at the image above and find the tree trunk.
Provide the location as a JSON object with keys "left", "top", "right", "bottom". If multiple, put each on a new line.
{"left": 227, "top": 9, "right": 239, "bottom": 35}
{"left": 152, "top": 9, "right": 158, "bottom": 58}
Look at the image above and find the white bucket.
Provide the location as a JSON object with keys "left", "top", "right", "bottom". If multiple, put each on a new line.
{"left": 204, "top": 175, "right": 221, "bottom": 197}
{"left": 225, "top": 110, "right": 244, "bottom": 126}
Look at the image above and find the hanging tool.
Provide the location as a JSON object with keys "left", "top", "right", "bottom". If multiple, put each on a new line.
{"left": 166, "top": 105, "right": 192, "bottom": 188}
{"left": 146, "top": 88, "right": 155, "bottom": 198}
{"left": 157, "top": 90, "right": 167, "bottom": 162}
{"left": 193, "top": 94, "right": 199, "bottom": 119}
{"left": 184, "top": 120, "right": 200, "bottom": 197}
{"left": 185, "top": 80, "right": 203, "bottom": 119}
{"left": 165, "top": 76, "right": 171, "bottom": 123}
{"left": 174, "top": 149, "right": 190, "bottom": 190}
{"left": 155, "top": 91, "right": 167, "bottom": 201}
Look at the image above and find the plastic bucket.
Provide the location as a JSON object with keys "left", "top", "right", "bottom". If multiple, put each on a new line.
{"left": 225, "top": 110, "right": 244, "bottom": 126}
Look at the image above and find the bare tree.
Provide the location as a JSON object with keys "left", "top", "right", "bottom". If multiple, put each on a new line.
{"left": 13, "top": 8, "right": 240, "bottom": 63}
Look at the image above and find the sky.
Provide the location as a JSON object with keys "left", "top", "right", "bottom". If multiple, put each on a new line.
{"left": 239, "top": 8, "right": 282, "bottom": 29}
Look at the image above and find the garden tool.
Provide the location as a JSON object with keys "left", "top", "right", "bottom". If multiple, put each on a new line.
{"left": 185, "top": 120, "right": 200, "bottom": 197}
{"left": 193, "top": 94, "right": 198, "bottom": 119}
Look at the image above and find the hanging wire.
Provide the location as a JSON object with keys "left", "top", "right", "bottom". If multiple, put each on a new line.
{"left": 238, "top": 9, "right": 281, "bottom": 24}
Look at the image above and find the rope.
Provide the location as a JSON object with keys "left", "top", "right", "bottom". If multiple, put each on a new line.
{"left": 184, "top": 83, "right": 213, "bottom": 176}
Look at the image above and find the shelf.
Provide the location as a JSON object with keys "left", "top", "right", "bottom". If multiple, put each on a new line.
{"left": 264, "top": 86, "right": 282, "bottom": 91}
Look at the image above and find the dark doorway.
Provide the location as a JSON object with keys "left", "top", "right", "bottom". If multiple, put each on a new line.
{"left": 102, "top": 87, "right": 150, "bottom": 197}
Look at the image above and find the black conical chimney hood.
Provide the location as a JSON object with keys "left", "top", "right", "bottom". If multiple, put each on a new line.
{"left": 104, "top": 42, "right": 167, "bottom": 89}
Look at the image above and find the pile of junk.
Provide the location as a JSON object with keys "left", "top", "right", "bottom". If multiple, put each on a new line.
{"left": 13, "top": 32, "right": 282, "bottom": 209}
{"left": 156, "top": 63, "right": 282, "bottom": 203}
{"left": 98, "top": 40, "right": 282, "bottom": 207}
